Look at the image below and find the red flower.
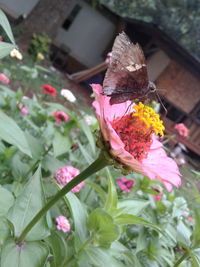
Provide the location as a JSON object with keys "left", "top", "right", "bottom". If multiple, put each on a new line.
{"left": 53, "top": 111, "right": 69, "bottom": 123}
{"left": 92, "top": 84, "right": 181, "bottom": 192}
{"left": 41, "top": 84, "right": 57, "bottom": 97}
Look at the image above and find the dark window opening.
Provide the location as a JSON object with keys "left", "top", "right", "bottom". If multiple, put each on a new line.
{"left": 161, "top": 99, "right": 186, "bottom": 122}
{"left": 62, "top": 5, "right": 82, "bottom": 30}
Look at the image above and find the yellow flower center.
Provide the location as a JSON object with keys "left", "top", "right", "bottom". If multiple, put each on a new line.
{"left": 132, "top": 102, "right": 165, "bottom": 136}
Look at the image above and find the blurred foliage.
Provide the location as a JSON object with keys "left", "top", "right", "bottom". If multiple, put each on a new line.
{"left": 29, "top": 33, "right": 51, "bottom": 61}
{"left": 99, "top": 0, "right": 200, "bottom": 61}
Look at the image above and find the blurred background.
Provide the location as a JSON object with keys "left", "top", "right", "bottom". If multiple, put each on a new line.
{"left": 0, "top": 0, "right": 200, "bottom": 169}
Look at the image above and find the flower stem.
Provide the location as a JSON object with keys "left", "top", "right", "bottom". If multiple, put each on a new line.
{"left": 16, "top": 152, "right": 108, "bottom": 243}
{"left": 174, "top": 251, "right": 190, "bottom": 267}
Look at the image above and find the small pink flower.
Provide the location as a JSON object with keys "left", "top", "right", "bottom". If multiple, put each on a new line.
{"left": 53, "top": 111, "right": 69, "bottom": 123}
{"left": 92, "top": 84, "right": 181, "bottom": 191}
{"left": 117, "top": 177, "right": 135, "bottom": 192}
{"left": 55, "top": 166, "right": 84, "bottom": 193}
{"left": 21, "top": 107, "right": 29, "bottom": 115}
{"left": 0, "top": 73, "right": 10, "bottom": 84}
{"left": 55, "top": 216, "right": 70, "bottom": 232}
{"left": 174, "top": 123, "right": 189, "bottom": 137}
{"left": 151, "top": 187, "right": 163, "bottom": 200}
{"left": 187, "top": 217, "right": 195, "bottom": 223}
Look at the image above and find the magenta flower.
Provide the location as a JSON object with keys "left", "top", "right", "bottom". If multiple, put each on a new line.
{"left": 117, "top": 177, "right": 135, "bottom": 192}
{"left": 0, "top": 73, "right": 10, "bottom": 84}
{"left": 55, "top": 166, "right": 84, "bottom": 193}
{"left": 92, "top": 84, "right": 181, "bottom": 191}
{"left": 55, "top": 216, "right": 70, "bottom": 232}
{"left": 53, "top": 111, "right": 69, "bottom": 123}
{"left": 21, "top": 107, "right": 29, "bottom": 115}
{"left": 174, "top": 123, "right": 189, "bottom": 137}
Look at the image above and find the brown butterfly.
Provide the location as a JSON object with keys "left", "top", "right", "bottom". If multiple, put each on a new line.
{"left": 103, "top": 32, "right": 156, "bottom": 105}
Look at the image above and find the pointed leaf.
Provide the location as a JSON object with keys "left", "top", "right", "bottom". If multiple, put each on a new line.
{"left": 65, "top": 192, "right": 88, "bottom": 247}
{"left": 87, "top": 208, "right": 120, "bottom": 247}
{"left": 0, "top": 110, "right": 32, "bottom": 157}
{"left": 78, "top": 119, "right": 96, "bottom": 154}
{"left": 7, "top": 166, "right": 50, "bottom": 241}
{"left": 0, "top": 10, "right": 15, "bottom": 44}
{"left": 46, "top": 231, "right": 68, "bottom": 266}
{"left": 53, "top": 132, "right": 71, "bottom": 157}
{"left": 0, "top": 42, "right": 16, "bottom": 58}
{"left": 0, "top": 217, "right": 11, "bottom": 245}
{"left": 104, "top": 168, "right": 118, "bottom": 212}
{"left": 115, "top": 214, "right": 162, "bottom": 233}
{"left": 0, "top": 186, "right": 14, "bottom": 216}
{"left": 1, "top": 239, "right": 49, "bottom": 267}
{"left": 117, "top": 199, "right": 149, "bottom": 216}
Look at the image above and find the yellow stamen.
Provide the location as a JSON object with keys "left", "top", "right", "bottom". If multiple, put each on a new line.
{"left": 132, "top": 102, "right": 165, "bottom": 136}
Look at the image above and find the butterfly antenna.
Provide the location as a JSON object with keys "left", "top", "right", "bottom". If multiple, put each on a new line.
{"left": 123, "top": 101, "right": 133, "bottom": 116}
{"left": 154, "top": 90, "right": 167, "bottom": 116}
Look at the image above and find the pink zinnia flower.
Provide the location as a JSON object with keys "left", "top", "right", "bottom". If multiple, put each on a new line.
{"left": 117, "top": 177, "right": 135, "bottom": 192}
{"left": 41, "top": 84, "right": 57, "bottom": 97}
{"left": 0, "top": 73, "right": 10, "bottom": 84}
{"left": 55, "top": 216, "right": 70, "bottom": 232}
{"left": 92, "top": 84, "right": 181, "bottom": 192}
{"left": 21, "top": 107, "right": 29, "bottom": 115}
{"left": 53, "top": 111, "right": 69, "bottom": 123}
{"left": 55, "top": 166, "right": 84, "bottom": 193}
{"left": 174, "top": 123, "right": 189, "bottom": 137}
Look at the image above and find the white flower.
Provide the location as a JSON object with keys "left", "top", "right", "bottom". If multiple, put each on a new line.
{"left": 61, "top": 89, "right": 76, "bottom": 103}
{"left": 10, "top": 48, "right": 23, "bottom": 60}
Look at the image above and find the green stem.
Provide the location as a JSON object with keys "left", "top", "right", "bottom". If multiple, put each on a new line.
{"left": 21, "top": 145, "right": 52, "bottom": 182}
{"left": 174, "top": 251, "right": 190, "bottom": 267}
{"left": 16, "top": 152, "right": 108, "bottom": 243}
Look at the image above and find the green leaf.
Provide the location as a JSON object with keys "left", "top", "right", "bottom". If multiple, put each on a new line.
{"left": 177, "top": 220, "right": 192, "bottom": 246}
{"left": 65, "top": 192, "right": 88, "bottom": 247}
{"left": 1, "top": 239, "right": 49, "bottom": 267}
{"left": 24, "top": 132, "right": 43, "bottom": 159}
{"left": 0, "top": 10, "right": 15, "bottom": 44}
{"left": 7, "top": 166, "right": 50, "bottom": 241}
{"left": 114, "top": 214, "right": 162, "bottom": 233}
{"left": 0, "top": 186, "right": 14, "bottom": 216}
{"left": 86, "top": 181, "right": 106, "bottom": 203}
{"left": 79, "top": 246, "right": 125, "bottom": 267}
{"left": 117, "top": 199, "right": 149, "bottom": 216}
{"left": 53, "top": 132, "right": 71, "bottom": 157}
{"left": 104, "top": 168, "right": 118, "bottom": 213}
{"left": 46, "top": 231, "right": 68, "bottom": 266}
{"left": 78, "top": 119, "right": 96, "bottom": 155}
{"left": 42, "top": 155, "right": 65, "bottom": 173}
{"left": 0, "top": 42, "right": 16, "bottom": 58}
{"left": 77, "top": 141, "right": 93, "bottom": 164}
{"left": 192, "top": 208, "right": 200, "bottom": 246}
{"left": 0, "top": 217, "right": 11, "bottom": 245}
{"left": 87, "top": 208, "right": 120, "bottom": 247}
{"left": 0, "top": 110, "right": 32, "bottom": 157}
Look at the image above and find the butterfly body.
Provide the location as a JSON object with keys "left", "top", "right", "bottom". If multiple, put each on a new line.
{"left": 103, "top": 32, "right": 155, "bottom": 105}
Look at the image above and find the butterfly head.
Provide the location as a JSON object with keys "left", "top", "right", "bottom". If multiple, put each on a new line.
{"left": 148, "top": 81, "right": 157, "bottom": 92}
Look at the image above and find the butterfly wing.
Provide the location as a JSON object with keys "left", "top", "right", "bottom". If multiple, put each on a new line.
{"left": 103, "top": 32, "right": 149, "bottom": 98}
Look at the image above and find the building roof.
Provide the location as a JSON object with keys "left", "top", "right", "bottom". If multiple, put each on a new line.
{"left": 99, "top": 0, "right": 200, "bottom": 65}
